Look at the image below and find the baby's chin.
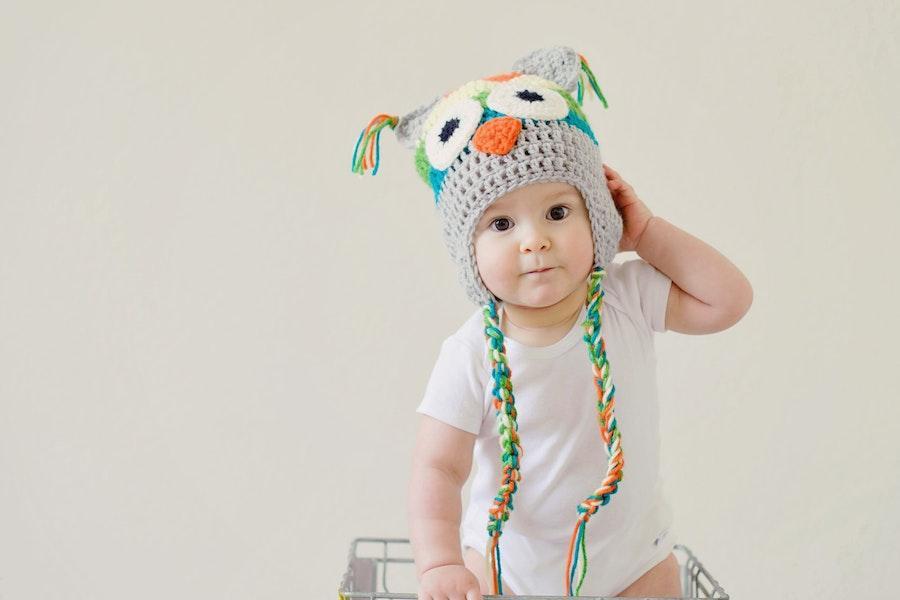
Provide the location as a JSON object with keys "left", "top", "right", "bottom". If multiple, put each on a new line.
{"left": 505, "top": 275, "right": 594, "bottom": 308}
{"left": 495, "top": 285, "right": 573, "bottom": 309}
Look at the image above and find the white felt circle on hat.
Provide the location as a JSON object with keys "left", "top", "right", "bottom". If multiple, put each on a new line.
{"left": 486, "top": 80, "right": 569, "bottom": 121}
{"left": 424, "top": 98, "right": 484, "bottom": 171}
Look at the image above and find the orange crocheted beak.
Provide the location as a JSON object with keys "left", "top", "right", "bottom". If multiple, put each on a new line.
{"left": 472, "top": 116, "right": 522, "bottom": 155}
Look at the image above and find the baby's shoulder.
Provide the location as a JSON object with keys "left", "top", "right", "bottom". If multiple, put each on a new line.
{"left": 431, "top": 309, "right": 488, "bottom": 366}
{"left": 602, "top": 258, "right": 672, "bottom": 334}
{"left": 451, "top": 308, "right": 489, "bottom": 354}
{"left": 594, "top": 260, "right": 633, "bottom": 314}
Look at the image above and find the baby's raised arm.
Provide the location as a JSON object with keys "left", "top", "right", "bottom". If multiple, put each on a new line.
{"left": 408, "top": 414, "right": 483, "bottom": 600}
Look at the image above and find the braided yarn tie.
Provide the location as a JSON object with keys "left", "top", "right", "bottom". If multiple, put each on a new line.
{"left": 482, "top": 267, "right": 624, "bottom": 597}
{"left": 481, "top": 299, "right": 523, "bottom": 596}
{"left": 564, "top": 267, "right": 624, "bottom": 595}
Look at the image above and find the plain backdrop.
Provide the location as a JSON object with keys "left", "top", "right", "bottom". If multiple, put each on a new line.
{"left": 1, "top": 1, "right": 898, "bottom": 598}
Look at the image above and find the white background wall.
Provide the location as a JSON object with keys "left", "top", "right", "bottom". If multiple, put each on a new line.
{"left": 1, "top": 1, "right": 897, "bottom": 598}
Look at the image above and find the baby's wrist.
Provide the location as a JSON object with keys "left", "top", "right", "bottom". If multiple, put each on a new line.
{"left": 421, "top": 560, "right": 465, "bottom": 575}
{"left": 635, "top": 215, "right": 661, "bottom": 253}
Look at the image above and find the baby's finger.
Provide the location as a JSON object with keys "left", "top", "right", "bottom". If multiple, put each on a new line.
{"left": 466, "top": 590, "right": 483, "bottom": 600}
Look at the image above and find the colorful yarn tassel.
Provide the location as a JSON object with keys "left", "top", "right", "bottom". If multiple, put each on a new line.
{"left": 575, "top": 54, "right": 609, "bottom": 109}
{"left": 567, "top": 520, "right": 589, "bottom": 596}
{"left": 482, "top": 300, "right": 524, "bottom": 596}
{"left": 350, "top": 113, "right": 399, "bottom": 175}
{"left": 564, "top": 267, "right": 624, "bottom": 596}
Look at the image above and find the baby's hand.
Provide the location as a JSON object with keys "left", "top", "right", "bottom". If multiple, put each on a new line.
{"left": 603, "top": 163, "right": 654, "bottom": 253}
{"left": 418, "top": 563, "right": 483, "bottom": 600}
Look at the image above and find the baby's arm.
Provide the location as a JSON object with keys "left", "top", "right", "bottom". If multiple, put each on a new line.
{"left": 636, "top": 216, "right": 754, "bottom": 334}
{"left": 603, "top": 163, "right": 752, "bottom": 334}
{"left": 408, "top": 413, "right": 483, "bottom": 600}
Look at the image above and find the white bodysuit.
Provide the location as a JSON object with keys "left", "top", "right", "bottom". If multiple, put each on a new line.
{"left": 416, "top": 258, "right": 678, "bottom": 597}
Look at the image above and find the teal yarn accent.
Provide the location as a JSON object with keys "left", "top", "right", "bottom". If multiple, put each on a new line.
{"left": 350, "top": 129, "right": 365, "bottom": 173}
{"left": 568, "top": 521, "right": 583, "bottom": 590}
{"left": 563, "top": 111, "right": 598, "bottom": 145}
{"left": 495, "top": 542, "right": 504, "bottom": 595}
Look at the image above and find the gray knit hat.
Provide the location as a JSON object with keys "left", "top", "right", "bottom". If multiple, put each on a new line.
{"left": 351, "top": 45, "right": 622, "bottom": 306}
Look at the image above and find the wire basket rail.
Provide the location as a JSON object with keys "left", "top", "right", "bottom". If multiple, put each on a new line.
{"left": 337, "top": 537, "right": 728, "bottom": 600}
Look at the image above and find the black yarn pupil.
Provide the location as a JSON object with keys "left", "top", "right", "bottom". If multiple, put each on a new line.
{"left": 439, "top": 118, "right": 460, "bottom": 143}
{"left": 516, "top": 89, "right": 544, "bottom": 103}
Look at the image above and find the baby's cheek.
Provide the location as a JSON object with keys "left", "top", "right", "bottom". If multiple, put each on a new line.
{"left": 579, "top": 243, "right": 597, "bottom": 276}
{"left": 475, "top": 255, "right": 515, "bottom": 299}
{"left": 476, "top": 259, "right": 505, "bottom": 294}
{"left": 570, "top": 223, "right": 596, "bottom": 273}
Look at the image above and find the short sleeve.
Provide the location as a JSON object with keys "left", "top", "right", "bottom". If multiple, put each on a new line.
{"left": 416, "top": 337, "right": 486, "bottom": 435}
{"left": 614, "top": 258, "right": 673, "bottom": 333}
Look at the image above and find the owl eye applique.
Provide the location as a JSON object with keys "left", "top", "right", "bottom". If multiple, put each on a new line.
{"left": 424, "top": 98, "right": 483, "bottom": 170}
{"left": 486, "top": 81, "right": 569, "bottom": 121}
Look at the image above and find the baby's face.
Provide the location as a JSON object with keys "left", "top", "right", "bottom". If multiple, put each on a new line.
{"left": 473, "top": 181, "right": 594, "bottom": 308}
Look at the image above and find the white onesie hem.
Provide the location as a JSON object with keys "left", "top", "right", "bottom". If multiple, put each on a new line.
{"left": 609, "top": 535, "right": 677, "bottom": 596}
{"left": 459, "top": 516, "right": 676, "bottom": 597}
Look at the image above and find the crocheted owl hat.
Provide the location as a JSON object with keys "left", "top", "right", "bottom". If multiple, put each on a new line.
{"left": 351, "top": 46, "right": 624, "bottom": 596}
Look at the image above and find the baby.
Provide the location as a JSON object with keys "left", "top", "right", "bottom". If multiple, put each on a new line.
{"left": 352, "top": 46, "right": 752, "bottom": 598}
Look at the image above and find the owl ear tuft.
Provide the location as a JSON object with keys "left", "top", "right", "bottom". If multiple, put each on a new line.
{"left": 350, "top": 114, "right": 399, "bottom": 176}
{"left": 512, "top": 46, "right": 608, "bottom": 108}
{"left": 512, "top": 46, "right": 582, "bottom": 92}
{"left": 395, "top": 96, "right": 440, "bottom": 150}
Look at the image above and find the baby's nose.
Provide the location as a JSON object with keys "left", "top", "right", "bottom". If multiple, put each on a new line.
{"left": 521, "top": 232, "right": 551, "bottom": 252}
{"left": 472, "top": 116, "right": 521, "bottom": 155}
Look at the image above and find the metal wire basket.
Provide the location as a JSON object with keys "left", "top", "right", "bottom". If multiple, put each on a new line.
{"left": 337, "top": 537, "right": 728, "bottom": 600}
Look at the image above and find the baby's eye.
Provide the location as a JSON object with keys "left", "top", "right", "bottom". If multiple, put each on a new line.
{"left": 548, "top": 205, "right": 569, "bottom": 220}
{"left": 490, "top": 217, "right": 513, "bottom": 232}
{"left": 488, "top": 206, "right": 569, "bottom": 232}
